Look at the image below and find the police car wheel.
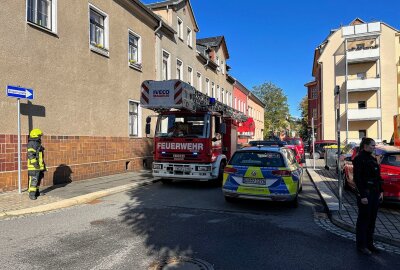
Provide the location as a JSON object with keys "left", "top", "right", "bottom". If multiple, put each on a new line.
{"left": 289, "top": 196, "right": 299, "bottom": 208}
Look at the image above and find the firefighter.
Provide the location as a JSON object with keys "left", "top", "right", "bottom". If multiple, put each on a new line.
{"left": 27, "top": 128, "right": 46, "bottom": 200}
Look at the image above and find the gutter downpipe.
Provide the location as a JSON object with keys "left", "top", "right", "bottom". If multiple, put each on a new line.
{"left": 203, "top": 46, "right": 210, "bottom": 68}
{"left": 154, "top": 21, "right": 162, "bottom": 80}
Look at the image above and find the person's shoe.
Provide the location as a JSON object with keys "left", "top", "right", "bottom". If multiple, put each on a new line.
{"left": 35, "top": 190, "right": 40, "bottom": 197}
{"left": 29, "top": 192, "right": 37, "bottom": 200}
{"left": 358, "top": 247, "right": 372, "bottom": 256}
{"left": 368, "top": 246, "right": 381, "bottom": 253}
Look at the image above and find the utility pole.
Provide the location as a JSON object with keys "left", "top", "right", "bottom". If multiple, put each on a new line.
{"left": 335, "top": 85, "right": 343, "bottom": 212}
{"left": 312, "top": 117, "right": 315, "bottom": 170}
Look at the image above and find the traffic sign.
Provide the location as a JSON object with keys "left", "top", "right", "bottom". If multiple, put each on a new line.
{"left": 6, "top": 85, "right": 34, "bottom": 100}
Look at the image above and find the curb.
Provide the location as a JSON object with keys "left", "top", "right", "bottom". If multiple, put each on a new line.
{"left": 0, "top": 178, "right": 160, "bottom": 217}
{"left": 306, "top": 166, "right": 400, "bottom": 248}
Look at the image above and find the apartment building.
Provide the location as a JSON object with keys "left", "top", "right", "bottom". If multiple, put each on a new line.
{"left": 307, "top": 18, "right": 400, "bottom": 144}
{"left": 0, "top": 0, "right": 241, "bottom": 191}
{"left": 233, "top": 81, "right": 265, "bottom": 144}
{"left": 147, "top": 1, "right": 233, "bottom": 105}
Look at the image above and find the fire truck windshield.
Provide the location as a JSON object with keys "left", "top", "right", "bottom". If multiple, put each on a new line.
{"left": 155, "top": 114, "right": 209, "bottom": 138}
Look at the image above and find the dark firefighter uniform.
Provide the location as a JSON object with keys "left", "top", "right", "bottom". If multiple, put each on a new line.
{"left": 353, "top": 150, "right": 383, "bottom": 250}
{"left": 27, "top": 129, "right": 46, "bottom": 200}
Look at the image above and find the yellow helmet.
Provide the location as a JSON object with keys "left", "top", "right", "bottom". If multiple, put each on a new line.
{"left": 30, "top": 129, "right": 43, "bottom": 138}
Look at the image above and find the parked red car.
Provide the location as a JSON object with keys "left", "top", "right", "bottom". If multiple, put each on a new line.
{"left": 343, "top": 144, "right": 400, "bottom": 202}
{"left": 284, "top": 137, "right": 305, "bottom": 159}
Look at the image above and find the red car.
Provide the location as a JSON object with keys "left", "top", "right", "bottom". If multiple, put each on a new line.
{"left": 343, "top": 144, "right": 400, "bottom": 202}
{"left": 284, "top": 137, "right": 305, "bottom": 159}
{"left": 286, "top": 144, "right": 305, "bottom": 166}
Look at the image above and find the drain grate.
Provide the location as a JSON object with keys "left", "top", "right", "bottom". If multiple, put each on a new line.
{"left": 150, "top": 257, "right": 214, "bottom": 270}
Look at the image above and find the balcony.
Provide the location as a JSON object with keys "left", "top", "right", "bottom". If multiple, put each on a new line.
{"left": 347, "top": 108, "right": 381, "bottom": 121}
{"left": 342, "top": 22, "right": 381, "bottom": 38}
{"left": 347, "top": 77, "right": 380, "bottom": 92}
{"left": 347, "top": 46, "right": 379, "bottom": 63}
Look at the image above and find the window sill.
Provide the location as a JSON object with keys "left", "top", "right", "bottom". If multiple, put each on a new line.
{"left": 129, "top": 63, "right": 143, "bottom": 72}
{"left": 90, "top": 45, "right": 109, "bottom": 57}
{"left": 27, "top": 21, "right": 58, "bottom": 37}
{"left": 179, "top": 37, "right": 184, "bottom": 42}
{"left": 188, "top": 45, "right": 193, "bottom": 49}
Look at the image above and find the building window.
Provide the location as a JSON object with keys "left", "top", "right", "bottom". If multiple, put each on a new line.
{"left": 27, "top": 0, "right": 57, "bottom": 32}
{"left": 221, "top": 60, "right": 225, "bottom": 74}
{"left": 221, "top": 89, "right": 224, "bottom": 103}
{"left": 359, "top": 130, "right": 366, "bottom": 139}
{"left": 206, "top": 78, "right": 210, "bottom": 96}
{"left": 216, "top": 85, "right": 220, "bottom": 101}
{"left": 162, "top": 50, "right": 170, "bottom": 80}
{"left": 89, "top": 5, "right": 109, "bottom": 55}
{"left": 129, "top": 101, "right": 139, "bottom": 136}
{"left": 312, "top": 108, "right": 317, "bottom": 119}
{"left": 312, "top": 87, "right": 317, "bottom": 99}
{"left": 177, "top": 17, "right": 183, "bottom": 40}
{"left": 197, "top": 72, "right": 202, "bottom": 92}
{"left": 211, "top": 82, "right": 215, "bottom": 98}
{"left": 187, "top": 66, "right": 193, "bottom": 85}
{"left": 234, "top": 97, "right": 237, "bottom": 109}
{"left": 128, "top": 31, "right": 141, "bottom": 68}
{"left": 186, "top": 27, "right": 192, "bottom": 47}
{"left": 358, "top": 101, "right": 366, "bottom": 109}
{"left": 176, "top": 59, "right": 183, "bottom": 80}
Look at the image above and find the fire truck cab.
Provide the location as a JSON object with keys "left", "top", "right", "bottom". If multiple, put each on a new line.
{"left": 141, "top": 79, "right": 246, "bottom": 183}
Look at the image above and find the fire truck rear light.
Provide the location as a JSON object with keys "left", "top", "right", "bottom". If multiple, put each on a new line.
{"left": 153, "top": 164, "right": 162, "bottom": 169}
{"left": 224, "top": 167, "right": 237, "bottom": 174}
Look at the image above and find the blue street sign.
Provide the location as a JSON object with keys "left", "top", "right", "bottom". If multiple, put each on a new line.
{"left": 6, "top": 85, "right": 34, "bottom": 100}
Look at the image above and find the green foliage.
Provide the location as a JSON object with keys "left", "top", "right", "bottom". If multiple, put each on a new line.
{"left": 252, "top": 82, "right": 289, "bottom": 138}
{"left": 298, "top": 95, "right": 309, "bottom": 141}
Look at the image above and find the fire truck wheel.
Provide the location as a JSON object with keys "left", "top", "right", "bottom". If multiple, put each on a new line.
{"left": 161, "top": 179, "right": 173, "bottom": 184}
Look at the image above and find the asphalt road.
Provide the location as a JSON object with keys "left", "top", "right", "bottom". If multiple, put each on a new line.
{"left": 1, "top": 173, "right": 399, "bottom": 270}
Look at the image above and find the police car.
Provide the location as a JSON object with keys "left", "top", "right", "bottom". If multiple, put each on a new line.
{"left": 222, "top": 146, "right": 303, "bottom": 207}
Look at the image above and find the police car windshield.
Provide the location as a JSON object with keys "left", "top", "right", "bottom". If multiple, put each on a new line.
{"left": 155, "top": 114, "right": 209, "bottom": 138}
{"left": 229, "top": 151, "right": 285, "bottom": 167}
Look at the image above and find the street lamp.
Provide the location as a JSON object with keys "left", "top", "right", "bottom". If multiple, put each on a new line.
{"left": 335, "top": 85, "right": 343, "bottom": 212}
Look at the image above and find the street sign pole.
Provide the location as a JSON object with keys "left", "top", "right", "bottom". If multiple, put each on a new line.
{"left": 335, "top": 86, "right": 342, "bottom": 212}
{"left": 17, "top": 98, "right": 21, "bottom": 194}
{"left": 6, "top": 85, "right": 34, "bottom": 194}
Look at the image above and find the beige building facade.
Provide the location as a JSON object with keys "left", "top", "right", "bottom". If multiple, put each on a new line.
{"left": 247, "top": 93, "right": 265, "bottom": 140}
{"left": 0, "top": 0, "right": 245, "bottom": 191}
{"left": 309, "top": 19, "right": 400, "bottom": 144}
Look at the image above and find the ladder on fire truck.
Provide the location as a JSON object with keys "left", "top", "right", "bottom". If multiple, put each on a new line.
{"left": 141, "top": 79, "right": 247, "bottom": 122}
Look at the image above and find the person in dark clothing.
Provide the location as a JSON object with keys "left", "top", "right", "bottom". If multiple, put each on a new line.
{"left": 27, "top": 129, "right": 46, "bottom": 200}
{"left": 353, "top": 137, "right": 384, "bottom": 255}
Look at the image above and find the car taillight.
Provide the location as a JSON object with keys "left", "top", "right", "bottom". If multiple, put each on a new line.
{"left": 272, "top": 170, "right": 291, "bottom": 176}
{"left": 224, "top": 167, "right": 237, "bottom": 174}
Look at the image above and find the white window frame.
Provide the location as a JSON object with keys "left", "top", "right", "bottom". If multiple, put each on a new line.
{"left": 162, "top": 49, "right": 171, "bottom": 80}
{"left": 221, "top": 60, "right": 225, "bottom": 75}
{"left": 89, "top": 4, "right": 109, "bottom": 57}
{"left": 211, "top": 82, "right": 215, "bottom": 98}
{"left": 187, "top": 66, "right": 193, "bottom": 85}
{"left": 216, "top": 85, "right": 220, "bottom": 101}
{"left": 197, "top": 72, "right": 202, "bottom": 92}
{"left": 234, "top": 97, "right": 237, "bottom": 109}
{"left": 186, "top": 27, "right": 192, "bottom": 48}
{"left": 177, "top": 16, "right": 183, "bottom": 40}
{"left": 176, "top": 58, "right": 183, "bottom": 80}
{"left": 26, "top": 0, "right": 58, "bottom": 34}
{"left": 128, "top": 30, "right": 142, "bottom": 70}
{"left": 128, "top": 100, "right": 142, "bottom": 137}
{"left": 221, "top": 88, "right": 224, "bottom": 103}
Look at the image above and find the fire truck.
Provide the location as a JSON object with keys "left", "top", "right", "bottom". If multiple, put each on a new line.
{"left": 140, "top": 79, "right": 247, "bottom": 183}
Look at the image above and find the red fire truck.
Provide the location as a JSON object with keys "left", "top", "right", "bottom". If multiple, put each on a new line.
{"left": 141, "top": 79, "right": 247, "bottom": 183}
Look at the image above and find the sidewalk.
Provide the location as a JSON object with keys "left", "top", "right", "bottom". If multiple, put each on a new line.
{"left": 306, "top": 158, "right": 400, "bottom": 247}
{"left": 0, "top": 171, "right": 159, "bottom": 217}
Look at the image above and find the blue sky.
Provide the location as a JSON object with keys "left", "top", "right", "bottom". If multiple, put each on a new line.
{"left": 143, "top": 0, "right": 400, "bottom": 117}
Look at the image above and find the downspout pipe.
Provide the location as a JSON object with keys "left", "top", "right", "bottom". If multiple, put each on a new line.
{"left": 154, "top": 21, "right": 162, "bottom": 35}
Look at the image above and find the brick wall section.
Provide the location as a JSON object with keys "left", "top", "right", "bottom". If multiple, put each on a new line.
{"left": 0, "top": 134, "right": 154, "bottom": 192}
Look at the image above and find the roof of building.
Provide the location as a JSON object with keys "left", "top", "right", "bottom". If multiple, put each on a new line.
{"left": 197, "top": 36, "right": 230, "bottom": 59}
{"left": 146, "top": 0, "right": 199, "bottom": 31}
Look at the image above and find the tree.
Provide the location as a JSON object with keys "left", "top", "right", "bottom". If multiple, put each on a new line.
{"left": 298, "top": 95, "right": 309, "bottom": 142}
{"left": 252, "top": 82, "right": 289, "bottom": 138}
